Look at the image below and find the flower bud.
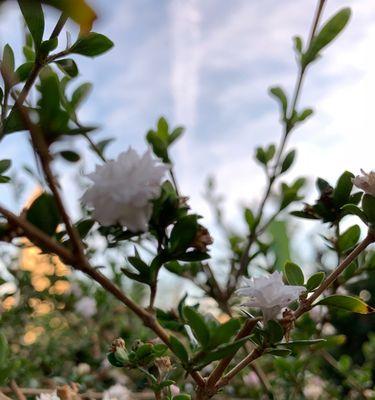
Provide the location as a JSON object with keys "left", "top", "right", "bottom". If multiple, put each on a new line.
{"left": 191, "top": 226, "right": 213, "bottom": 252}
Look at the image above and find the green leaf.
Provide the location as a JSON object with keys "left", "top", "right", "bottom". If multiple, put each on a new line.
{"left": 266, "top": 320, "right": 284, "bottom": 343}
{"left": 305, "top": 272, "right": 325, "bottom": 291}
{"left": 316, "top": 295, "right": 375, "bottom": 314}
{"left": 362, "top": 194, "right": 375, "bottom": 224}
{"left": 40, "top": 37, "right": 58, "bottom": 54}
{"left": 276, "top": 339, "right": 326, "bottom": 348}
{"left": 0, "top": 159, "right": 11, "bottom": 174}
{"left": 75, "top": 219, "right": 94, "bottom": 238}
{"left": 341, "top": 204, "right": 367, "bottom": 223}
{"left": 293, "top": 36, "right": 303, "bottom": 53}
{"left": 297, "top": 108, "right": 313, "bottom": 122}
{"left": 265, "top": 348, "right": 292, "bottom": 357}
{"left": 18, "top": 0, "right": 45, "bottom": 49}
{"left": 59, "top": 150, "right": 80, "bottom": 162}
{"left": 0, "top": 331, "right": 8, "bottom": 365}
{"left": 55, "top": 58, "right": 79, "bottom": 77}
{"left": 146, "top": 130, "right": 169, "bottom": 162}
{"left": 2, "top": 108, "right": 26, "bottom": 135}
{"left": 183, "top": 306, "right": 210, "bottom": 348}
{"left": 244, "top": 208, "right": 256, "bottom": 232}
{"left": 280, "top": 149, "right": 296, "bottom": 174}
{"left": 197, "top": 336, "right": 251, "bottom": 366}
{"left": 15, "top": 62, "right": 34, "bottom": 82}
{"left": 2, "top": 44, "right": 15, "bottom": 74}
{"left": 338, "top": 225, "right": 360, "bottom": 253}
{"left": 302, "top": 8, "right": 351, "bottom": 67}
{"left": 71, "top": 32, "right": 114, "bottom": 57}
{"left": 333, "top": 171, "right": 354, "bottom": 207}
{"left": 26, "top": 192, "right": 61, "bottom": 236}
{"left": 71, "top": 82, "right": 92, "bottom": 109}
{"left": 269, "top": 86, "right": 288, "bottom": 117}
{"left": 169, "top": 336, "right": 189, "bottom": 364}
{"left": 0, "top": 176, "right": 10, "bottom": 184}
{"left": 173, "top": 395, "right": 191, "bottom": 400}
{"left": 210, "top": 319, "right": 241, "bottom": 349}
{"left": 169, "top": 215, "right": 198, "bottom": 253}
{"left": 284, "top": 261, "right": 304, "bottom": 285}
{"left": 255, "top": 147, "right": 267, "bottom": 165}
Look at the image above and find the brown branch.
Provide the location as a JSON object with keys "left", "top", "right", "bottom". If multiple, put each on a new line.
{"left": 9, "top": 381, "right": 26, "bottom": 400}
{"left": 205, "top": 318, "right": 260, "bottom": 389}
{"left": 294, "top": 232, "right": 374, "bottom": 319}
{"left": 0, "top": 203, "right": 205, "bottom": 386}
{"left": 216, "top": 348, "right": 263, "bottom": 389}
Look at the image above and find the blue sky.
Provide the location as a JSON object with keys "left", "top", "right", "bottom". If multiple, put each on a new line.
{"left": 0, "top": 1, "right": 374, "bottom": 277}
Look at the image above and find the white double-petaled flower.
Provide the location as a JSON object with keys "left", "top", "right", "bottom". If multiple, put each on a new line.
{"left": 237, "top": 271, "right": 305, "bottom": 321}
{"left": 353, "top": 169, "right": 375, "bottom": 197}
{"left": 82, "top": 147, "right": 169, "bottom": 232}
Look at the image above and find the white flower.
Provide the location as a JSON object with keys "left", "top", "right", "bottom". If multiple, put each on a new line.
{"left": 353, "top": 169, "right": 375, "bottom": 197}
{"left": 236, "top": 271, "right": 305, "bottom": 321}
{"left": 170, "top": 385, "right": 180, "bottom": 396}
{"left": 74, "top": 296, "right": 97, "bottom": 318}
{"left": 103, "top": 384, "right": 132, "bottom": 400}
{"left": 81, "top": 147, "right": 169, "bottom": 232}
{"left": 36, "top": 391, "right": 60, "bottom": 400}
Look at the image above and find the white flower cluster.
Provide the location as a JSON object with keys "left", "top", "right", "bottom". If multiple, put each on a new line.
{"left": 82, "top": 147, "right": 168, "bottom": 232}
{"left": 36, "top": 391, "right": 60, "bottom": 400}
{"left": 103, "top": 384, "right": 132, "bottom": 400}
{"left": 74, "top": 296, "right": 97, "bottom": 318}
{"left": 353, "top": 169, "right": 375, "bottom": 197}
{"left": 237, "top": 271, "right": 305, "bottom": 321}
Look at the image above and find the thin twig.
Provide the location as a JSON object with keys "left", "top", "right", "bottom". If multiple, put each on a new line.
{"left": 9, "top": 381, "right": 26, "bottom": 400}
{"left": 294, "top": 232, "right": 374, "bottom": 319}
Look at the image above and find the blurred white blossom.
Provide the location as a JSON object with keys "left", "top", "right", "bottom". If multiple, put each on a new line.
{"left": 353, "top": 169, "right": 375, "bottom": 196}
{"left": 74, "top": 296, "right": 97, "bottom": 318}
{"left": 103, "top": 384, "right": 132, "bottom": 400}
{"left": 81, "top": 147, "right": 168, "bottom": 232}
{"left": 170, "top": 385, "right": 180, "bottom": 396}
{"left": 36, "top": 391, "right": 60, "bottom": 400}
{"left": 237, "top": 271, "right": 305, "bottom": 321}
{"left": 303, "top": 376, "right": 324, "bottom": 399}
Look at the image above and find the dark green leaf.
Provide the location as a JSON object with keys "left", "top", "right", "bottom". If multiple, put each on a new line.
{"left": 2, "top": 44, "right": 15, "bottom": 74}
{"left": 0, "top": 160, "right": 11, "bottom": 174}
{"left": 71, "top": 32, "right": 114, "bottom": 57}
{"left": 276, "top": 339, "right": 326, "bottom": 348}
{"left": 169, "top": 336, "right": 189, "bottom": 364}
{"left": 170, "top": 215, "right": 198, "bottom": 253}
{"left": 269, "top": 86, "right": 288, "bottom": 117}
{"left": 210, "top": 319, "right": 241, "bottom": 349}
{"left": 316, "top": 295, "right": 374, "bottom": 314}
{"left": 265, "top": 348, "right": 292, "bottom": 357}
{"left": 305, "top": 272, "right": 325, "bottom": 291}
{"left": 280, "top": 150, "right": 296, "bottom": 174}
{"left": 0, "top": 332, "right": 8, "bottom": 365}
{"left": 55, "top": 58, "right": 79, "bottom": 77}
{"left": 338, "top": 225, "right": 360, "bottom": 253}
{"left": 18, "top": 0, "right": 45, "bottom": 49}
{"left": 26, "top": 192, "right": 61, "bottom": 236}
{"left": 15, "top": 62, "right": 34, "bottom": 82}
{"left": 3, "top": 108, "right": 27, "bottom": 134}
{"left": 284, "top": 261, "right": 304, "bottom": 285}
{"left": 341, "top": 204, "right": 367, "bottom": 223}
{"left": 266, "top": 320, "right": 284, "bottom": 343}
{"left": 71, "top": 82, "right": 92, "bottom": 109}
{"left": 362, "top": 194, "right": 375, "bottom": 224}
{"left": 302, "top": 8, "right": 351, "bottom": 67}
{"left": 173, "top": 395, "right": 191, "bottom": 400}
{"left": 183, "top": 306, "right": 210, "bottom": 348}
{"left": 297, "top": 108, "right": 313, "bottom": 122}
{"left": 59, "top": 150, "right": 80, "bottom": 162}
{"left": 0, "top": 176, "right": 10, "bottom": 184}
{"left": 333, "top": 171, "right": 354, "bottom": 207}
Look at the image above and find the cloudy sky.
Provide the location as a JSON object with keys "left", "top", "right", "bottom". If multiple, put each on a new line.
{"left": 0, "top": 1, "right": 374, "bottom": 269}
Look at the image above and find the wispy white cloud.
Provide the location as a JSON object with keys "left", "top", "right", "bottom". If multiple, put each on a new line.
{"left": 169, "top": 0, "right": 202, "bottom": 128}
